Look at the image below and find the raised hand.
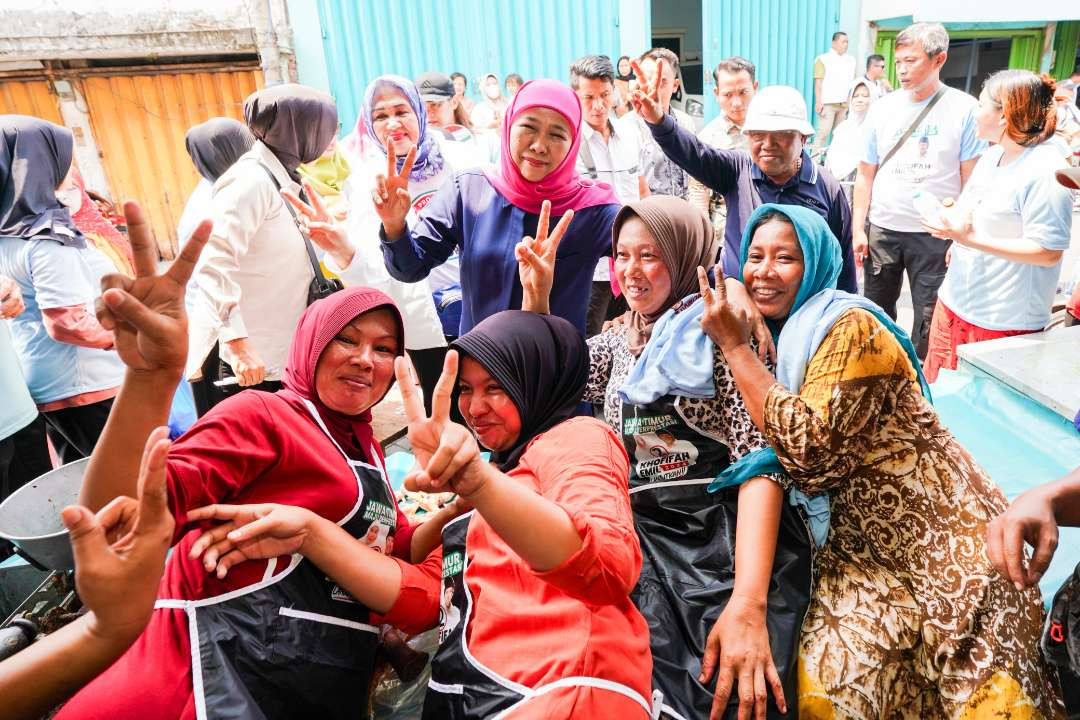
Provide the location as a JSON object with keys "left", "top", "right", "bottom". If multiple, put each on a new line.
{"left": 0, "top": 274, "right": 25, "bottom": 319}
{"left": 722, "top": 277, "right": 776, "bottom": 364}
{"left": 372, "top": 144, "right": 417, "bottom": 240}
{"left": 63, "top": 426, "right": 175, "bottom": 642}
{"left": 698, "top": 267, "right": 753, "bottom": 354}
{"left": 395, "top": 351, "right": 486, "bottom": 498}
{"left": 516, "top": 200, "right": 573, "bottom": 314}
{"left": 282, "top": 180, "right": 355, "bottom": 269}
{"left": 94, "top": 202, "right": 210, "bottom": 374}
{"left": 629, "top": 58, "right": 665, "bottom": 125}
{"left": 186, "top": 503, "right": 315, "bottom": 579}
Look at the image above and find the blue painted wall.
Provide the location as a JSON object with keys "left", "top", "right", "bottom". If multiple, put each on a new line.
{"left": 287, "top": 0, "right": 332, "bottom": 94}
{"left": 701, "top": 0, "right": 842, "bottom": 122}
{"left": 316, "top": 0, "right": 623, "bottom": 131}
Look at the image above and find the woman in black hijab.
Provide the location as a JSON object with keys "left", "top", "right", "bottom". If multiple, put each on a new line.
{"left": 0, "top": 115, "right": 125, "bottom": 463}
{"left": 406, "top": 311, "right": 654, "bottom": 717}
{"left": 185, "top": 85, "right": 338, "bottom": 416}
{"left": 243, "top": 83, "right": 338, "bottom": 182}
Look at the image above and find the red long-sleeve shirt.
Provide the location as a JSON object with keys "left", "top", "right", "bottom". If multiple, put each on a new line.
{"left": 56, "top": 391, "right": 436, "bottom": 720}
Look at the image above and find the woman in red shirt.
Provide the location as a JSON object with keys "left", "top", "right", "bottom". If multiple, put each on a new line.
{"left": 58, "top": 211, "right": 450, "bottom": 720}
{"left": 189, "top": 310, "right": 655, "bottom": 718}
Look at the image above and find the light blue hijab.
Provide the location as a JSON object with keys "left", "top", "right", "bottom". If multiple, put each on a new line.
{"left": 708, "top": 204, "right": 931, "bottom": 549}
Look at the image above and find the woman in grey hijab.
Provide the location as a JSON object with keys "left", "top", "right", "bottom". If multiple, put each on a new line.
{"left": 177, "top": 118, "right": 256, "bottom": 247}
{"left": 186, "top": 84, "right": 338, "bottom": 416}
{"left": 184, "top": 117, "right": 256, "bottom": 183}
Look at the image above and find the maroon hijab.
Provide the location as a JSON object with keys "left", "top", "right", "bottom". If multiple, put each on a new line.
{"left": 278, "top": 287, "right": 404, "bottom": 463}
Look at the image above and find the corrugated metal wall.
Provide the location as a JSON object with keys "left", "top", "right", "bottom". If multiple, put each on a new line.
{"left": 316, "top": 0, "right": 621, "bottom": 132}
{"left": 0, "top": 79, "right": 64, "bottom": 126}
{"left": 1052, "top": 21, "right": 1080, "bottom": 79}
{"left": 702, "top": 0, "right": 841, "bottom": 122}
{"left": 79, "top": 67, "right": 262, "bottom": 258}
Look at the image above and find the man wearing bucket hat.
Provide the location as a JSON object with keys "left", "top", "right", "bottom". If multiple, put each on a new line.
{"left": 629, "top": 73, "right": 857, "bottom": 294}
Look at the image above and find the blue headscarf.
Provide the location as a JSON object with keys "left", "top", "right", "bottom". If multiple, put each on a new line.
{"left": 709, "top": 204, "right": 931, "bottom": 549}
{"left": 362, "top": 75, "right": 444, "bottom": 183}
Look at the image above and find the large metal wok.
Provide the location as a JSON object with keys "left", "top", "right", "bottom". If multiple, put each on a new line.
{"left": 0, "top": 459, "right": 85, "bottom": 571}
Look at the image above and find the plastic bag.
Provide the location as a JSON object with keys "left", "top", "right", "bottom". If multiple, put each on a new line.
{"left": 369, "top": 628, "right": 439, "bottom": 719}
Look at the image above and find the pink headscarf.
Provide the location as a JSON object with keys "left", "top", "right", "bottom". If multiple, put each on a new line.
{"left": 277, "top": 287, "right": 404, "bottom": 464}
{"left": 484, "top": 79, "right": 617, "bottom": 215}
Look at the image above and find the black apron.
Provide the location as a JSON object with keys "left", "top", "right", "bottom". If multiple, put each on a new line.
{"left": 422, "top": 511, "right": 659, "bottom": 720}
{"left": 155, "top": 399, "right": 397, "bottom": 720}
{"left": 621, "top": 393, "right": 813, "bottom": 720}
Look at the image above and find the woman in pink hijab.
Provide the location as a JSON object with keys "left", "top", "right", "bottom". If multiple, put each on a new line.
{"left": 367, "top": 78, "right": 619, "bottom": 335}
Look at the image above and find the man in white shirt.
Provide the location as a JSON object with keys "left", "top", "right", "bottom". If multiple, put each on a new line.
{"left": 691, "top": 56, "right": 757, "bottom": 233}
{"left": 570, "top": 54, "right": 643, "bottom": 335}
{"left": 852, "top": 22, "right": 985, "bottom": 358}
{"left": 812, "top": 32, "right": 857, "bottom": 157}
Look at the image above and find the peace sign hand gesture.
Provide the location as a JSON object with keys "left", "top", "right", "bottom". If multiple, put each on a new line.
{"left": 516, "top": 200, "right": 573, "bottom": 314}
{"left": 697, "top": 266, "right": 753, "bottom": 353}
{"left": 95, "top": 202, "right": 210, "bottom": 375}
{"left": 394, "top": 351, "right": 487, "bottom": 499}
{"left": 282, "top": 180, "right": 355, "bottom": 269}
{"left": 372, "top": 144, "right": 417, "bottom": 241}
{"left": 629, "top": 58, "right": 665, "bottom": 125}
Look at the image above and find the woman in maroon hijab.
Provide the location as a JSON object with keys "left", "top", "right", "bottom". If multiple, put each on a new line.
{"left": 59, "top": 204, "right": 450, "bottom": 720}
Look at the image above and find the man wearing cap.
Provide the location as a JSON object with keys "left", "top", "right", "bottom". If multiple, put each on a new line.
{"left": 631, "top": 82, "right": 857, "bottom": 292}
{"left": 415, "top": 71, "right": 486, "bottom": 169}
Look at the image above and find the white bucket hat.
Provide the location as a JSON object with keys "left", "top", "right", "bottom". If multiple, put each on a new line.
{"left": 742, "top": 85, "right": 816, "bottom": 136}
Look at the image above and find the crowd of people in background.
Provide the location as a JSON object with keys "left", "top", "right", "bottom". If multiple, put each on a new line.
{"left": 2, "top": 17, "right": 1080, "bottom": 720}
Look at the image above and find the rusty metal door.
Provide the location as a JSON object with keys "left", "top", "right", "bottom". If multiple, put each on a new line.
{"left": 0, "top": 79, "right": 63, "bottom": 125}
{"left": 79, "top": 67, "right": 262, "bottom": 258}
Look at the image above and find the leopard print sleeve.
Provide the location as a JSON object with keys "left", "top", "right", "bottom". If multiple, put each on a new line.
{"left": 584, "top": 329, "right": 617, "bottom": 405}
{"left": 678, "top": 343, "right": 790, "bottom": 489}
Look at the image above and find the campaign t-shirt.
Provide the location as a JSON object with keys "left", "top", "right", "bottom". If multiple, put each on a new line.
{"left": 937, "top": 142, "right": 1073, "bottom": 331}
{"left": 864, "top": 86, "right": 985, "bottom": 232}
{"left": 0, "top": 237, "right": 124, "bottom": 405}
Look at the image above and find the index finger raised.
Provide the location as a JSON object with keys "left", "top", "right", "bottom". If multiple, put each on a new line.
{"left": 123, "top": 201, "right": 161, "bottom": 278}
{"left": 535, "top": 200, "right": 551, "bottom": 245}
{"left": 429, "top": 350, "right": 459, "bottom": 424}
{"left": 697, "top": 266, "right": 714, "bottom": 302}
{"left": 394, "top": 355, "right": 427, "bottom": 423}
{"left": 386, "top": 142, "right": 397, "bottom": 178}
{"left": 629, "top": 59, "right": 649, "bottom": 88}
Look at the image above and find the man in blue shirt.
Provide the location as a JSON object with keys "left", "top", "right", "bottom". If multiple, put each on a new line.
{"left": 629, "top": 79, "right": 857, "bottom": 292}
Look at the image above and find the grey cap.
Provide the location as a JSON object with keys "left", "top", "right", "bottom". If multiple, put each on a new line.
{"left": 416, "top": 71, "right": 454, "bottom": 102}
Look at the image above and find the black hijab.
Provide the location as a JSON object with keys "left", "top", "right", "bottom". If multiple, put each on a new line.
{"left": 0, "top": 115, "right": 84, "bottom": 248}
{"left": 452, "top": 310, "right": 589, "bottom": 472}
{"left": 185, "top": 117, "right": 256, "bottom": 182}
{"left": 243, "top": 84, "right": 338, "bottom": 181}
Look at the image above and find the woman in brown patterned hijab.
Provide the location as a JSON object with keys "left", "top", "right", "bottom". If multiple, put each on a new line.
{"left": 612, "top": 194, "right": 718, "bottom": 355}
